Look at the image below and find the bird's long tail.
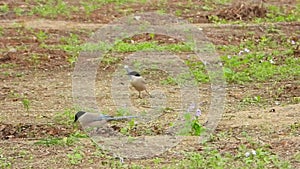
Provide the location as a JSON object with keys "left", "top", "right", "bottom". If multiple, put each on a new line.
{"left": 98, "top": 115, "right": 138, "bottom": 121}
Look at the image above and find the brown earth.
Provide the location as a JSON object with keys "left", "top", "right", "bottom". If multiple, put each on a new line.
{"left": 0, "top": 0, "right": 299, "bottom": 168}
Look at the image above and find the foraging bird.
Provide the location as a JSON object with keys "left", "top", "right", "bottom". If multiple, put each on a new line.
{"left": 124, "top": 65, "right": 151, "bottom": 98}
{"left": 74, "top": 111, "right": 137, "bottom": 127}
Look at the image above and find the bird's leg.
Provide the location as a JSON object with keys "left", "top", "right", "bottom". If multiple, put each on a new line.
{"left": 138, "top": 91, "right": 142, "bottom": 99}
{"left": 145, "top": 89, "right": 152, "bottom": 98}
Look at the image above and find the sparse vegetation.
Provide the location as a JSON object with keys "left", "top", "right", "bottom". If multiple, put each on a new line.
{"left": 0, "top": 0, "right": 299, "bottom": 168}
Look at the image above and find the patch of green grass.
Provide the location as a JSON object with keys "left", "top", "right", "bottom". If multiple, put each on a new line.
{"left": 289, "top": 122, "right": 299, "bottom": 135}
{"left": 0, "top": 63, "right": 16, "bottom": 69}
{"left": 13, "top": 7, "right": 24, "bottom": 16}
{"left": 261, "top": 4, "right": 300, "bottom": 22}
{"left": 56, "top": 35, "right": 193, "bottom": 66}
{"left": 291, "top": 97, "right": 300, "bottom": 104}
{"left": 116, "top": 107, "right": 131, "bottom": 116}
{"left": 178, "top": 113, "right": 205, "bottom": 136}
{"left": 241, "top": 95, "right": 263, "bottom": 105}
{"left": 160, "top": 76, "right": 177, "bottom": 85}
{"left": 80, "top": 0, "right": 146, "bottom": 16}
{"left": 185, "top": 59, "right": 209, "bottom": 83}
{"left": 58, "top": 33, "right": 82, "bottom": 65}
{"left": 34, "top": 131, "right": 87, "bottom": 147}
{"left": 0, "top": 26, "right": 3, "bottom": 37}
{"left": 101, "top": 54, "right": 120, "bottom": 66}
{"left": 208, "top": 15, "right": 235, "bottom": 24}
{"left": 22, "top": 98, "right": 30, "bottom": 112}
{"left": 214, "top": 0, "right": 232, "bottom": 5}
{"left": 112, "top": 41, "right": 192, "bottom": 53}
{"left": 30, "top": 0, "right": 78, "bottom": 18}
{"left": 0, "top": 4, "right": 9, "bottom": 13}
{"left": 53, "top": 109, "right": 77, "bottom": 126}
{"left": 218, "top": 35, "right": 300, "bottom": 84}
{"left": 0, "top": 149, "right": 12, "bottom": 168}
{"left": 67, "top": 146, "right": 84, "bottom": 165}
{"left": 18, "top": 150, "right": 34, "bottom": 161}
{"left": 294, "top": 152, "right": 300, "bottom": 163}
{"left": 120, "top": 119, "right": 135, "bottom": 136}
{"left": 28, "top": 53, "right": 41, "bottom": 67}
{"left": 174, "top": 145, "right": 291, "bottom": 169}
{"left": 80, "top": 1, "right": 101, "bottom": 16}
{"left": 34, "top": 30, "right": 48, "bottom": 43}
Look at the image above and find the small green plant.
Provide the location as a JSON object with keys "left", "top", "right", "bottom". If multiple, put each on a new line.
{"left": 264, "top": 5, "right": 300, "bottom": 22}
{"left": 120, "top": 119, "right": 135, "bottom": 136}
{"left": 30, "top": 0, "right": 78, "bottom": 18}
{"left": 294, "top": 152, "right": 300, "bottom": 163}
{"left": 34, "top": 30, "right": 48, "bottom": 43}
{"left": 207, "top": 15, "right": 227, "bottom": 24}
{"left": 112, "top": 41, "right": 192, "bottom": 53}
{"left": 80, "top": 1, "right": 99, "bottom": 16}
{"left": 0, "top": 63, "right": 16, "bottom": 69}
{"left": 116, "top": 108, "right": 131, "bottom": 116}
{"left": 289, "top": 122, "right": 299, "bottom": 135}
{"left": 35, "top": 131, "right": 87, "bottom": 147}
{"left": 101, "top": 55, "right": 120, "bottom": 65}
{"left": 291, "top": 97, "right": 300, "bottom": 104}
{"left": 218, "top": 34, "right": 300, "bottom": 84}
{"left": 28, "top": 53, "right": 41, "bottom": 67}
{"left": 201, "top": 5, "right": 214, "bottom": 11}
{"left": 175, "top": 142, "right": 291, "bottom": 169}
{"left": 0, "top": 4, "right": 9, "bottom": 13}
{"left": 175, "top": 9, "right": 183, "bottom": 16}
{"left": 54, "top": 109, "right": 76, "bottom": 125}
{"left": 22, "top": 98, "right": 30, "bottom": 111}
{"left": 237, "top": 146, "right": 292, "bottom": 169}
{"left": 0, "top": 26, "right": 3, "bottom": 37}
{"left": 242, "top": 96, "right": 262, "bottom": 105}
{"left": 160, "top": 76, "right": 177, "bottom": 85}
{"left": 67, "top": 147, "right": 84, "bottom": 165}
{"left": 185, "top": 59, "right": 209, "bottom": 83}
{"left": 58, "top": 33, "right": 82, "bottom": 65}
{"left": 13, "top": 7, "right": 24, "bottom": 16}
{"left": 178, "top": 109, "right": 205, "bottom": 136}
{"left": 0, "top": 149, "right": 11, "bottom": 168}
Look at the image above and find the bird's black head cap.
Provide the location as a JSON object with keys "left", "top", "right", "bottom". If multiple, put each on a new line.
{"left": 128, "top": 71, "right": 141, "bottom": 76}
{"left": 74, "top": 111, "right": 86, "bottom": 122}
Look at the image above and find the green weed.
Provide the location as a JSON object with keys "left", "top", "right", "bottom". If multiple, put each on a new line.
{"left": 13, "top": 7, "right": 24, "bottom": 16}
{"left": 30, "top": 0, "right": 78, "bottom": 18}
{"left": 0, "top": 149, "right": 11, "bottom": 168}
{"left": 58, "top": 33, "right": 82, "bottom": 65}
{"left": 241, "top": 95, "right": 263, "bottom": 105}
{"left": 34, "top": 30, "right": 48, "bottom": 43}
{"left": 0, "top": 26, "right": 3, "bottom": 37}
{"left": 219, "top": 34, "right": 300, "bottom": 84}
{"left": 178, "top": 113, "right": 205, "bottom": 136}
{"left": 175, "top": 144, "right": 291, "bottom": 169}
{"left": 0, "top": 4, "right": 9, "bottom": 13}
{"left": 112, "top": 41, "right": 192, "bottom": 53}
{"left": 0, "top": 63, "right": 16, "bottom": 69}
{"left": 120, "top": 119, "right": 135, "bottom": 136}
{"left": 53, "top": 109, "right": 76, "bottom": 126}
{"left": 263, "top": 4, "right": 300, "bottom": 22}
{"left": 67, "top": 146, "right": 84, "bottom": 165}
{"left": 160, "top": 76, "right": 177, "bottom": 85}
{"left": 34, "top": 131, "right": 87, "bottom": 147}
{"left": 22, "top": 98, "right": 30, "bottom": 111}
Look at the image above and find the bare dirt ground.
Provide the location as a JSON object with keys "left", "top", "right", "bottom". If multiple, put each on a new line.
{"left": 0, "top": 0, "right": 299, "bottom": 168}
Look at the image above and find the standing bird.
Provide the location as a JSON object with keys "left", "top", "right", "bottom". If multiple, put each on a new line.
{"left": 124, "top": 65, "right": 151, "bottom": 98}
{"left": 74, "top": 111, "right": 137, "bottom": 127}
